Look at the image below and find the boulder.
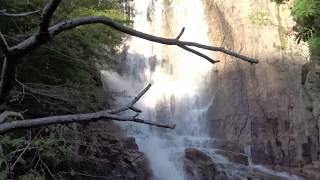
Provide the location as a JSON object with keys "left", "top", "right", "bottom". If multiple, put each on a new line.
{"left": 184, "top": 148, "right": 228, "bottom": 180}
{"left": 215, "top": 149, "right": 249, "bottom": 166}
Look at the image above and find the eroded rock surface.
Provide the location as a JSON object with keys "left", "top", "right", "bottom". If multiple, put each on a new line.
{"left": 203, "top": 0, "right": 320, "bottom": 178}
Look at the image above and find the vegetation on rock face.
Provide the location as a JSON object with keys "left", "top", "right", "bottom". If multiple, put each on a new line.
{"left": 0, "top": 0, "right": 132, "bottom": 179}
{"left": 248, "top": 10, "right": 271, "bottom": 26}
{"left": 291, "top": 0, "right": 320, "bottom": 63}
{"left": 271, "top": 0, "right": 289, "bottom": 4}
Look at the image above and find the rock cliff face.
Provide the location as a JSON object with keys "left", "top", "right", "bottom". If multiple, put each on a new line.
{"left": 203, "top": 0, "right": 320, "bottom": 178}
{"left": 62, "top": 122, "right": 150, "bottom": 180}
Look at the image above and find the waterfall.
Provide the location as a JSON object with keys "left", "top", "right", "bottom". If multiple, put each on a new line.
{"left": 103, "top": 0, "right": 214, "bottom": 179}
{"left": 102, "top": 0, "right": 303, "bottom": 179}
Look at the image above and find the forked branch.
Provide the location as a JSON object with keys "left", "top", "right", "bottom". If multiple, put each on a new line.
{"left": 38, "top": 0, "right": 61, "bottom": 34}
{"left": 107, "top": 83, "right": 151, "bottom": 114}
{"left": 11, "top": 16, "right": 259, "bottom": 64}
{"left": 0, "top": 84, "right": 175, "bottom": 134}
{"left": 0, "top": 0, "right": 258, "bottom": 134}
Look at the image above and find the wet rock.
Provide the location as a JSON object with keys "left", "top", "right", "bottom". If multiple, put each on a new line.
{"left": 215, "top": 149, "right": 249, "bottom": 166}
{"left": 184, "top": 148, "right": 228, "bottom": 180}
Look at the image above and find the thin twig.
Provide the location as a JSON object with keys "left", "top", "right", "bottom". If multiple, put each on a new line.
{"left": 0, "top": 111, "right": 24, "bottom": 123}
{"left": 108, "top": 83, "right": 151, "bottom": 114}
{"left": 10, "top": 129, "right": 42, "bottom": 170}
{"left": 176, "top": 27, "right": 185, "bottom": 40}
{"left": 0, "top": 32, "right": 9, "bottom": 54}
{"left": 15, "top": 79, "right": 25, "bottom": 103}
{"left": 39, "top": 156, "right": 57, "bottom": 180}
{"left": 10, "top": 132, "right": 31, "bottom": 170}
{"left": 179, "top": 45, "right": 219, "bottom": 63}
{"left": 0, "top": 10, "right": 40, "bottom": 17}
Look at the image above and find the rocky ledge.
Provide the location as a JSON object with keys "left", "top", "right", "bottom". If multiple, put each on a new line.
{"left": 60, "top": 121, "right": 150, "bottom": 180}
{"left": 184, "top": 148, "right": 300, "bottom": 180}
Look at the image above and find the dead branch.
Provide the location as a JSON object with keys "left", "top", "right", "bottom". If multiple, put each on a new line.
{"left": 0, "top": 32, "right": 9, "bottom": 55}
{"left": 0, "top": 84, "right": 175, "bottom": 134}
{"left": 0, "top": 0, "right": 259, "bottom": 103}
{"left": 38, "top": 0, "right": 61, "bottom": 34}
{"left": 0, "top": 108, "right": 175, "bottom": 134}
{"left": 38, "top": 154, "right": 57, "bottom": 180}
{"left": 175, "top": 28, "right": 219, "bottom": 63}
{"left": 107, "top": 83, "right": 151, "bottom": 114}
{"left": 176, "top": 27, "right": 185, "bottom": 40}
{"left": 179, "top": 45, "right": 219, "bottom": 63}
{"left": 0, "top": 9, "right": 40, "bottom": 17}
{"left": 0, "top": 0, "right": 258, "bottom": 133}
{"left": 11, "top": 16, "right": 259, "bottom": 64}
{"left": 0, "top": 111, "right": 24, "bottom": 123}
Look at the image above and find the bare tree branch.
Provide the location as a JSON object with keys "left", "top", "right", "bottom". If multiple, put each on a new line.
{"left": 176, "top": 27, "right": 185, "bottom": 40}
{"left": 0, "top": 58, "right": 17, "bottom": 103}
{"left": 0, "top": 111, "right": 24, "bottom": 124}
{"left": 0, "top": 9, "right": 40, "bottom": 17}
{"left": 179, "top": 45, "right": 219, "bottom": 63}
{"left": 107, "top": 83, "right": 151, "bottom": 114}
{"left": 11, "top": 16, "right": 259, "bottom": 64}
{"left": 1, "top": 8, "right": 258, "bottom": 103}
{"left": 175, "top": 27, "right": 219, "bottom": 63}
{"left": 0, "top": 31, "right": 9, "bottom": 55}
{"left": 38, "top": 0, "right": 61, "bottom": 34}
{"left": 0, "top": 84, "right": 175, "bottom": 134}
{"left": 0, "top": 0, "right": 258, "bottom": 133}
{"left": 0, "top": 110, "right": 175, "bottom": 134}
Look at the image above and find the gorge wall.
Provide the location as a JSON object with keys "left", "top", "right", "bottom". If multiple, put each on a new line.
{"left": 204, "top": 0, "right": 320, "bottom": 177}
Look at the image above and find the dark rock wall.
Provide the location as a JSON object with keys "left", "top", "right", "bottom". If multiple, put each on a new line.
{"left": 62, "top": 121, "right": 150, "bottom": 180}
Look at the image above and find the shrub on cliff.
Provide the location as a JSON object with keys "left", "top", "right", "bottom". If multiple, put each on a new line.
{"left": 292, "top": 0, "right": 320, "bottom": 62}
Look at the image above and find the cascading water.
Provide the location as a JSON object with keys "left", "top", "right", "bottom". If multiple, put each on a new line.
{"left": 103, "top": 0, "right": 303, "bottom": 179}
{"left": 104, "top": 0, "right": 214, "bottom": 179}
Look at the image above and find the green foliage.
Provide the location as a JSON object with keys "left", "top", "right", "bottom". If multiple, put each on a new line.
{"left": 248, "top": 10, "right": 271, "bottom": 26}
{"left": 0, "top": 0, "right": 133, "bottom": 179}
{"left": 0, "top": 0, "right": 132, "bottom": 86}
{"left": 291, "top": 0, "right": 320, "bottom": 63}
{"left": 0, "top": 129, "right": 75, "bottom": 179}
{"left": 309, "top": 35, "right": 320, "bottom": 62}
{"left": 292, "top": 0, "right": 320, "bottom": 26}
{"left": 291, "top": 0, "right": 320, "bottom": 42}
{"left": 0, "top": 168, "right": 9, "bottom": 180}
{"left": 0, "top": 0, "right": 132, "bottom": 115}
{"left": 19, "top": 174, "right": 44, "bottom": 180}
